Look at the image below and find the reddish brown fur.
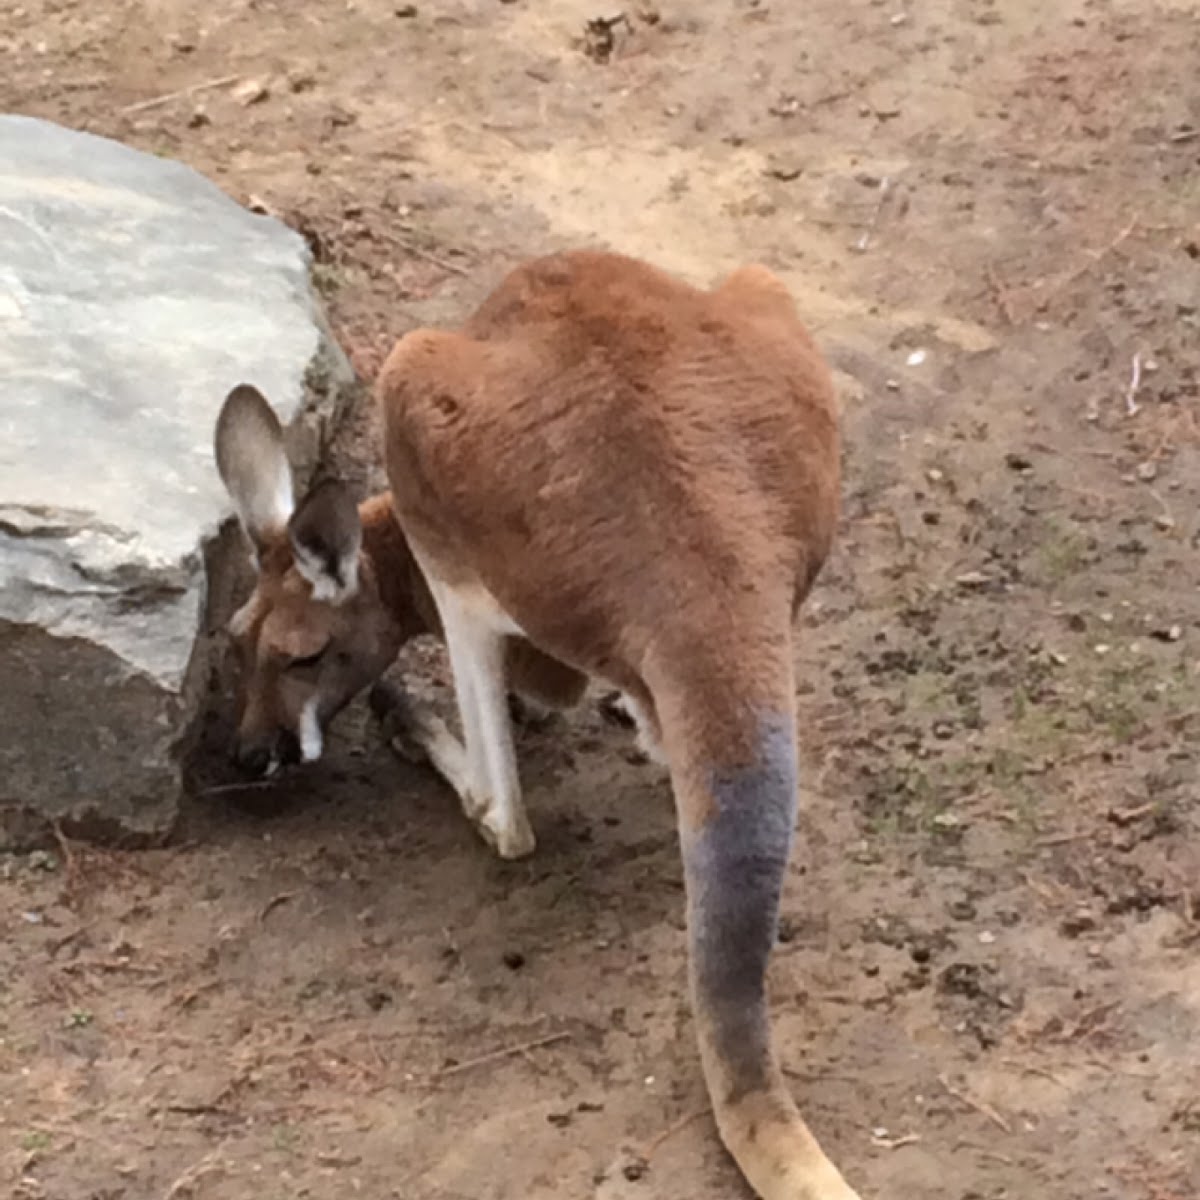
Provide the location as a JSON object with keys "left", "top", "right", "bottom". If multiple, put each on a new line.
{"left": 376, "top": 250, "right": 857, "bottom": 1199}
{"left": 380, "top": 255, "right": 838, "bottom": 769}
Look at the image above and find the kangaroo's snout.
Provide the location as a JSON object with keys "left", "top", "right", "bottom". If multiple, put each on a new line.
{"left": 231, "top": 728, "right": 300, "bottom": 777}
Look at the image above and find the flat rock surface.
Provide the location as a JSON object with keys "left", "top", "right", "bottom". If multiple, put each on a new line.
{"left": 0, "top": 115, "right": 349, "bottom": 843}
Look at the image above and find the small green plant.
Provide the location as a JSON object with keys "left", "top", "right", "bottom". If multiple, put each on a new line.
{"left": 272, "top": 1122, "right": 297, "bottom": 1152}
{"left": 22, "top": 1130, "right": 52, "bottom": 1153}
{"left": 65, "top": 1008, "right": 93, "bottom": 1029}
{"left": 1034, "top": 518, "right": 1090, "bottom": 583}
{"left": 310, "top": 261, "right": 345, "bottom": 299}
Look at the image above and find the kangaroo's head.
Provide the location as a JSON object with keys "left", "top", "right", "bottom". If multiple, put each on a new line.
{"left": 214, "top": 385, "right": 404, "bottom": 776}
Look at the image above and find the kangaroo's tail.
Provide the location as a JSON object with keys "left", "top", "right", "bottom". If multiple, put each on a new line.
{"left": 649, "top": 626, "right": 862, "bottom": 1200}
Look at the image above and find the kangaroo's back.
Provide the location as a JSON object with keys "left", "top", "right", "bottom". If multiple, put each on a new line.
{"left": 380, "top": 250, "right": 839, "bottom": 678}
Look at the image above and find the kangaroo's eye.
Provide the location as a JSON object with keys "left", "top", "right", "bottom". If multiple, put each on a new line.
{"left": 287, "top": 645, "right": 329, "bottom": 671}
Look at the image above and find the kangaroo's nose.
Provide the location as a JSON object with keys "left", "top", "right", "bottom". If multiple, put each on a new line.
{"left": 232, "top": 740, "right": 274, "bottom": 777}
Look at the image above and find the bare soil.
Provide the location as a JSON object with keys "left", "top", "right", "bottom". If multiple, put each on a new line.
{"left": 3, "top": 2, "right": 1199, "bottom": 1198}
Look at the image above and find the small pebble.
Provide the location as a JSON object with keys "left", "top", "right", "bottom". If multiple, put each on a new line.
{"left": 622, "top": 1158, "right": 648, "bottom": 1182}
{"left": 233, "top": 78, "right": 270, "bottom": 105}
{"left": 1060, "top": 909, "right": 1097, "bottom": 938}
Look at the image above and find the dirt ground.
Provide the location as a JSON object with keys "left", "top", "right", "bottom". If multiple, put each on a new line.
{"left": 3, "top": 1, "right": 1200, "bottom": 1197}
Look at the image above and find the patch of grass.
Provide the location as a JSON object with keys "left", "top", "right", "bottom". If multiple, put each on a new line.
{"left": 1080, "top": 655, "right": 1168, "bottom": 741}
{"left": 272, "top": 1122, "right": 298, "bottom": 1153}
{"left": 310, "top": 261, "right": 346, "bottom": 300}
{"left": 21, "top": 1130, "right": 52, "bottom": 1153}
{"left": 902, "top": 668, "right": 954, "bottom": 713}
{"left": 851, "top": 600, "right": 1191, "bottom": 849}
{"left": 985, "top": 745, "right": 1029, "bottom": 790}
{"left": 1032, "top": 517, "right": 1093, "bottom": 584}
{"left": 861, "top": 755, "right": 977, "bottom": 838}
{"left": 1009, "top": 697, "right": 1076, "bottom": 761}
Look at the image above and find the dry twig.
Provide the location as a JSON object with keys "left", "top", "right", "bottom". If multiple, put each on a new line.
{"left": 1000, "top": 1059, "right": 1069, "bottom": 1088}
{"left": 1125, "top": 352, "right": 1143, "bottom": 417}
{"left": 196, "top": 779, "right": 281, "bottom": 797}
{"left": 376, "top": 226, "right": 471, "bottom": 277}
{"left": 51, "top": 819, "right": 81, "bottom": 894}
{"left": 640, "top": 1108, "right": 707, "bottom": 1160}
{"left": 986, "top": 263, "right": 1019, "bottom": 325}
{"left": 163, "top": 1146, "right": 226, "bottom": 1198}
{"left": 59, "top": 958, "right": 160, "bottom": 977}
{"left": 259, "top": 892, "right": 297, "bottom": 924}
{"left": 1042, "top": 214, "right": 1138, "bottom": 302}
{"left": 49, "top": 922, "right": 93, "bottom": 956}
{"left": 432, "top": 1031, "right": 570, "bottom": 1078}
{"left": 939, "top": 1074, "right": 1012, "bottom": 1133}
{"left": 1036, "top": 831, "right": 1088, "bottom": 848}
{"left": 871, "top": 1132, "right": 921, "bottom": 1150}
{"left": 1108, "top": 801, "right": 1155, "bottom": 826}
{"left": 165, "top": 1103, "right": 239, "bottom": 1118}
{"left": 121, "top": 75, "right": 240, "bottom": 115}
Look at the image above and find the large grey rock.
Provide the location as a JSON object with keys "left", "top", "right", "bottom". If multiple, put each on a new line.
{"left": 0, "top": 115, "right": 356, "bottom": 846}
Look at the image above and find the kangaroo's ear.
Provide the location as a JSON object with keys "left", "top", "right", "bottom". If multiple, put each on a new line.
{"left": 288, "top": 478, "right": 361, "bottom": 604}
{"left": 214, "top": 384, "right": 294, "bottom": 559}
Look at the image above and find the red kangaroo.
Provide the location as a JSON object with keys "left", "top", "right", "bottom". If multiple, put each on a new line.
{"left": 214, "top": 248, "right": 856, "bottom": 1199}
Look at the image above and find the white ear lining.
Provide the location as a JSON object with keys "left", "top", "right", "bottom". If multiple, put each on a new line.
{"left": 237, "top": 458, "right": 294, "bottom": 542}
{"left": 214, "top": 385, "right": 296, "bottom": 546}
{"left": 269, "top": 465, "right": 295, "bottom": 530}
{"left": 293, "top": 543, "right": 360, "bottom": 605}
